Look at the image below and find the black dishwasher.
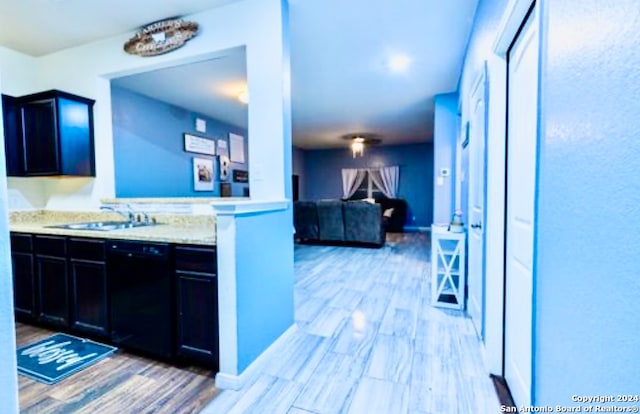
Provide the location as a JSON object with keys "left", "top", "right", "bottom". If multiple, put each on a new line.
{"left": 107, "top": 240, "right": 173, "bottom": 359}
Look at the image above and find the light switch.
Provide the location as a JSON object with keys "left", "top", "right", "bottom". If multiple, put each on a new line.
{"left": 436, "top": 177, "right": 444, "bottom": 186}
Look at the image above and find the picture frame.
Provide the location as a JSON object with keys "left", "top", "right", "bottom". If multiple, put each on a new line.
{"left": 193, "top": 157, "right": 214, "bottom": 191}
{"left": 232, "top": 169, "right": 248, "bottom": 183}
{"left": 184, "top": 133, "right": 215, "bottom": 155}
{"left": 229, "top": 132, "right": 245, "bottom": 163}
{"left": 220, "top": 182, "right": 232, "bottom": 197}
{"left": 217, "top": 138, "right": 229, "bottom": 157}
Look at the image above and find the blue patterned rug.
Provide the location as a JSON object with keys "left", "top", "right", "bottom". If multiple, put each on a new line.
{"left": 17, "top": 333, "right": 117, "bottom": 384}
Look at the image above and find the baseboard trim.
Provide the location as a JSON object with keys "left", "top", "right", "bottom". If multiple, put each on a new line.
{"left": 403, "top": 225, "right": 431, "bottom": 232}
{"left": 491, "top": 374, "right": 516, "bottom": 409}
{"left": 214, "top": 323, "right": 297, "bottom": 390}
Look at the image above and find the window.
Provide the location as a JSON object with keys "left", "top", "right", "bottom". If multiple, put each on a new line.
{"left": 350, "top": 171, "right": 386, "bottom": 200}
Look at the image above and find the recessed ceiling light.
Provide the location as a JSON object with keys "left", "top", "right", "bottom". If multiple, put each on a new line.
{"left": 388, "top": 54, "right": 411, "bottom": 73}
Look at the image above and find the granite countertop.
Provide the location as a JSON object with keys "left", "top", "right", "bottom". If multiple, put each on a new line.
{"left": 100, "top": 197, "right": 250, "bottom": 204}
{"left": 10, "top": 210, "right": 216, "bottom": 246}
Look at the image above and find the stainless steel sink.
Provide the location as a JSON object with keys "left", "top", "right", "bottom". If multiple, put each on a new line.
{"left": 47, "top": 220, "right": 160, "bottom": 231}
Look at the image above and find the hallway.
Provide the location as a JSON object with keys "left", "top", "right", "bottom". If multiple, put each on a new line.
{"left": 202, "top": 233, "right": 500, "bottom": 413}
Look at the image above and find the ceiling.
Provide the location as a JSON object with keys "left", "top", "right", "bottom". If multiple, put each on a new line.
{"left": 0, "top": 0, "right": 478, "bottom": 149}
{"left": 111, "top": 47, "right": 249, "bottom": 131}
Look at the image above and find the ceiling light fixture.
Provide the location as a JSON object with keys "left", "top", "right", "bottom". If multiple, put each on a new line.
{"left": 388, "top": 54, "right": 411, "bottom": 73}
{"left": 351, "top": 137, "right": 365, "bottom": 158}
{"left": 237, "top": 90, "right": 249, "bottom": 104}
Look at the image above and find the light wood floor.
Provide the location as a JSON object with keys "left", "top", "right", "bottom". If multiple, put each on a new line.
{"left": 16, "top": 324, "right": 218, "bottom": 414}
{"left": 201, "top": 232, "right": 501, "bottom": 414}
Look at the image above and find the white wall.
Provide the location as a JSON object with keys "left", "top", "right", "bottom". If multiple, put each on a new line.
{"left": 0, "top": 51, "right": 21, "bottom": 414}
{"left": 532, "top": 0, "right": 640, "bottom": 403}
{"left": 2, "top": 0, "right": 289, "bottom": 210}
{"left": 433, "top": 93, "right": 459, "bottom": 224}
{"left": 0, "top": 47, "right": 48, "bottom": 210}
{"left": 0, "top": 0, "right": 292, "bottom": 399}
{"left": 457, "top": 0, "right": 510, "bottom": 376}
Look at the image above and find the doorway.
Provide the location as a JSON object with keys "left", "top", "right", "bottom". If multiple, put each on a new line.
{"left": 467, "top": 68, "right": 487, "bottom": 342}
{"left": 503, "top": 2, "right": 539, "bottom": 406}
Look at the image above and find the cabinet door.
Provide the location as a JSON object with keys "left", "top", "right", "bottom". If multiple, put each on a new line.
{"left": 36, "top": 255, "right": 69, "bottom": 327}
{"left": 70, "top": 259, "right": 108, "bottom": 337}
{"left": 21, "top": 99, "right": 60, "bottom": 175}
{"left": 176, "top": 271, "right": 219, "bottom": 368}
{"left": 12, "top": 251, "right": 37, "bottom": 321}
{"left": 2, "top": 95, "right": 22, "bottom": 176}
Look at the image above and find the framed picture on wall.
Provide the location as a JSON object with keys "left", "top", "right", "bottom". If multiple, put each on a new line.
{"left": 184, "top": 133, "right": 216, "bottom": 155}
{"left": 218, "top": 139, "right": 229, "bottom": 157}
{"left": 220, "top": 182, "right": 232, "bottom": 197}
{"left": 193, "top": 157, "right": 214, "bottom": 191}
{"left": 229, "top": 133, "right": 245, "bottom": 163}
{"left": 232, "top": 169, "right": 248, "bottom": 183}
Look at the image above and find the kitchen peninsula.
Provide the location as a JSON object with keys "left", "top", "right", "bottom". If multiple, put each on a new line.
{"left": 9, "top": 208, "right": 218, "bottom": 369}
{"left": 8, "top": 197, "right": 294, "bottom": 389}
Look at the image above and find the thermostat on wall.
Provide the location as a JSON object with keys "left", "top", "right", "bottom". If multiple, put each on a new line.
{"left": 440, "top": 168, "right": 450, "bottom": 177}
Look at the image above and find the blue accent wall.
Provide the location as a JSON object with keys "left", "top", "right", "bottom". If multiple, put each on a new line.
{"left": 111, "top": 86, "right": 249, "bottom": 197}
{"left": 292, "top": 146, "right": 305, "bottom": 200}
{"left": 301, "top": 143, "right": 433, "bottom": 227}
{"left": 533, "top": 0, "right": 640, "bottom": 404}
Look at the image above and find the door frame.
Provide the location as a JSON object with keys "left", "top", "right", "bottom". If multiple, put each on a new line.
{"left": 482, "top": 0, "right": 536, "bottom": 377}
{"left": 467, "top": 67, "right": 487, "bottom": 343}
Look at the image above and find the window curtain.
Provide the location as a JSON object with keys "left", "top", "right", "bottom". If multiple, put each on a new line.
{"left": 341, "top": 168, "right": 366, "bottom": 199}
{"left": 369, "top": 166, "right": 399, "bottom": 198}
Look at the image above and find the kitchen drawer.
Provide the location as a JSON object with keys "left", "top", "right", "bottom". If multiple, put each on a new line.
{"left": 69, "top": 238, "right": 105, "bottom": 262}
{"left": 174, "top": 246, "right": 216, "bottom": 274}
{"left": 34, "top": 235, "right": 67, "bottom": 257}
{"left": 10, "top": 233, "right": 33, "bottom": 252}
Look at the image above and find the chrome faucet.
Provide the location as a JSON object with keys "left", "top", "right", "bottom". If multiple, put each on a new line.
{"left": 100, "top": 205, "right": 135, "bottom": 222}
{"left": 139, "top": 210, "right": 152, "bottom": 224}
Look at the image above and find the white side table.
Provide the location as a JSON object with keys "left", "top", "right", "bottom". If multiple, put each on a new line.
{"left": 431, "top": 226, "right": 466, "bottom": 310}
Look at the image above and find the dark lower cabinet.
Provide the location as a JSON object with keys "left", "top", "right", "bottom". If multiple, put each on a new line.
{"left": 175, "top": 246, "right": 219, "bottom": 369}
{"left": 10, "top": 233, "right": 219, "bottom": 370}
{"left": 34, "top": 235, "right": 69, "bottom": 327}
{"left": 176, "top": 272, "right": 219, "bottom": 368}
{"left": 10, "top": 233, "right": 36, "bottom": 321}
{"left": 36, "top": 255, "right": 69, "bottom": 327}
{"left": 69, "top": 238, "right": 108, "bottom": 337}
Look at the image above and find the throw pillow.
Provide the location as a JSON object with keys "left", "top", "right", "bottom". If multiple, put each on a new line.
{"left": 383, "top": 208, "right": 395, "bottom": 218}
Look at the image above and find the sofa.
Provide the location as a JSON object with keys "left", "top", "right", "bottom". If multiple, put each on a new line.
{"left": 374, "top": 197, "right": 408, "bottom": 232}
{"left": 343, "top": 197, "right": 408, "bottom": 232}
{"left": 294, "top": 200, "right": 385, "bottom": 247}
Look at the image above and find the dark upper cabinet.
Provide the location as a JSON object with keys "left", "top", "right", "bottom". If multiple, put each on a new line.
{"left": 2, "top": 90, "right": 95, "bottom": 176}
{"left": 2, "top": 95, "right": 21, "bottom": 176}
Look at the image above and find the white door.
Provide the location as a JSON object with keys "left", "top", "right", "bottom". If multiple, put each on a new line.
{"left": 504, "top": 4, "right": 539, "bottom": 406}
{"left": 467, "top": 69, "right": 487, "bottom": 340}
